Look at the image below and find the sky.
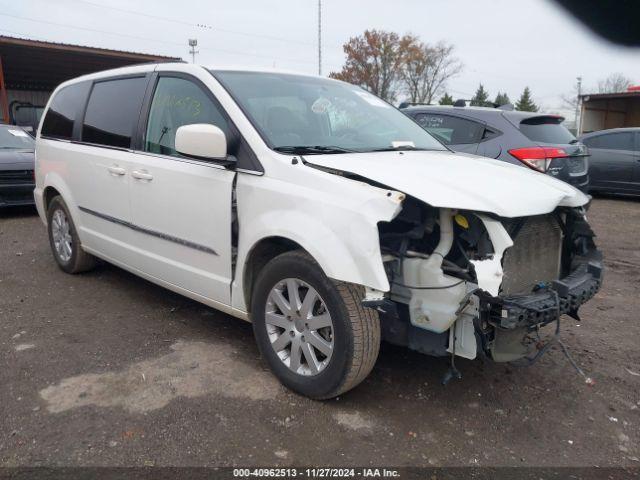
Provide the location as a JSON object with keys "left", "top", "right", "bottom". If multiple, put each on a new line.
{"left": 2, "top": 0, "right": 639, "bottom": 119}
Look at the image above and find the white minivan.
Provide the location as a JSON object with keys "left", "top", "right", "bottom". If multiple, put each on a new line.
{"left": 34, "top": 63, "right": 602, "bottom": 398}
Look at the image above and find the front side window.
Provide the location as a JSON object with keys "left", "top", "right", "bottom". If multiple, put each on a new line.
{"left": 414, "top": 113, "right": 485, "bottom": 145}
{"left": 145, "top": 76, "right": 228, "bottom": 157}
{"left": 82, "top": 77, "right": 147, "bottom": 148}
{"left": 212, "top": 70, "right": 446, "bottom": 154}
{"left": 41, "top": 82, "right": 90, "bottom": 140}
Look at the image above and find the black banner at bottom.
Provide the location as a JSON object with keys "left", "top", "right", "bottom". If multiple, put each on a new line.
{"left": 0, "top": 467, "right": 638, "bottom": 480}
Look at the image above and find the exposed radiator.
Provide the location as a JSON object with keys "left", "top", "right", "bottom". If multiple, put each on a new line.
{"left": 501, "top": 214, "right": 563, "bottom": 295}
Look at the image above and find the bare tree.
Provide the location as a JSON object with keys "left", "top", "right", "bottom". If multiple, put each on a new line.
{"left": 561, "top": 85, "right": 580, "bottom": 112}
{"left": 597, "top": 73, "right": 632, "bottom": 93}
{"left": 399, "top": 41, "right": 462, "bottom": 104}
{"left": 330, "top": 30, "right": 405, "bottom": 102}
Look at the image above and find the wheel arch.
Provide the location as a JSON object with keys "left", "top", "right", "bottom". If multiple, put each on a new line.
{"left": 40, "top": 173, "right": 78, "bottom": 218}
{"left": 241, "top": 236, "right": 307, "bottom": 314}
{"left": 43, "top": 185, "right": 62, "bottom": 213}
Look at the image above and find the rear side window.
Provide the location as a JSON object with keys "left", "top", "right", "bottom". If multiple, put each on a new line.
{"left": 519, "top": 116, "right": 575, "bottom": 144}
{"left": 82, "top": 77, "right": 147, "bottom": 148}
{"left": 413, "top": 113, "right": 484, "bottom": 145}
{"left": 584, "top": 132, "right": 634, "bottom": 151}
{"left": 41, "top": 82, "right": 90, "bottom": 140}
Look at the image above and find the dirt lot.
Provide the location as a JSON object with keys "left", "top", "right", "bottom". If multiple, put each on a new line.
{"left": 1, "top": 198, "right": 639, "bottom": 468}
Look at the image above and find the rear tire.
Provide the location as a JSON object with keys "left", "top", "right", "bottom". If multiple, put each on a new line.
{"left": 47, "top": 196, "right": 96, "bottom": 274}
{"left": 251, "top": 250, "right": 380, "bottom": 399}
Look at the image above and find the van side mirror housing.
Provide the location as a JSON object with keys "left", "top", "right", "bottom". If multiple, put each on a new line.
{"left": 175, "top": 124, "right": 228, "bottom": 160}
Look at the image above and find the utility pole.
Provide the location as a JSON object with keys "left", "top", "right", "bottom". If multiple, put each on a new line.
{"left": 188, "top": 38, "right": 199, "bottom": 64}
{"left": 317, "top": 0, "right": 322, "bottom": 76}
{"left": 575, "top": 76, "right": 582, "bottom": 134}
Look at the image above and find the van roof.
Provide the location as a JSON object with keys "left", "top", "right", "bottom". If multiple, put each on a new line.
{"left": 56, "top": 63, "right": 325, "bottom": 90}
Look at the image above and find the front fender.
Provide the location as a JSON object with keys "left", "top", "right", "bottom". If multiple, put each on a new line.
{"left": 232, "top": 173, "right": 403, "bottom": 312}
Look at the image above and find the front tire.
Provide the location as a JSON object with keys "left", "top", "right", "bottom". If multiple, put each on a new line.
{"left": 47, "top": 196, "right": 96, "bottom": 274}
{"left": 251, "top": 251, "right": 380, "bottom": 399}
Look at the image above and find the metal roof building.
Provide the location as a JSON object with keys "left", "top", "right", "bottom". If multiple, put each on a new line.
{"left": 0, "top": 35, "right": 181, "bottom": 130}
{"left": 579, "top": 88, "right": 640, "bottom": 135}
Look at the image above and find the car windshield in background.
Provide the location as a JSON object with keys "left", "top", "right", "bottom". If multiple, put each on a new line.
{"left": 0, "top": 126, "right": 35, "bottom": 149}
{"left": 211, "top": 70, "right": 447, "bottom": 154}
{"left": 518, "top": 116, "right": 576, "bottom": 144}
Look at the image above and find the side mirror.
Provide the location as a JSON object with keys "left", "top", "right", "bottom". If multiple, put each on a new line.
{"left": 175, "top": 123, "right": 227, "bottom": 160}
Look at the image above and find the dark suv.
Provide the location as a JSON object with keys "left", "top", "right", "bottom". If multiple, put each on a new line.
{"left": 402, "top": 105, "right": 589, "bottom": 192}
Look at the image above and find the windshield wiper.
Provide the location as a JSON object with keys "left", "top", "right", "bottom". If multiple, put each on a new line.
{"left": 369, "top": 145, "right": 428, "bottom": 152}
{"left": 273, "top": 145, "right": 355, "bottom": 155}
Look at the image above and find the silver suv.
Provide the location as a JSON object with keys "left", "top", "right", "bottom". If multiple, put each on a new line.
{"left": 402, "top": 105, "right": 590, "bottom": 192}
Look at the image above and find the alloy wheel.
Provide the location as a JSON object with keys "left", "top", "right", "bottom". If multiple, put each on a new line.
{"left": 51, "top": 209, "right": 72, "bottom": 262}
{"left": 265, "top": 278, "right": 334, "bottom": 376}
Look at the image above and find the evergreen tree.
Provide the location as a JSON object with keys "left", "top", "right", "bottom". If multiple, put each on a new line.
{"left": 516, "top": 87, "right": 538, "bottom": 112}
{"left": 471, "top": 83, "right": 490, "bottom": 106}
{"left": 494, "top": 91, "right": 511, "bottom": 106}
{"left": 439, "top": 92, "right": 454, "bottom": 105}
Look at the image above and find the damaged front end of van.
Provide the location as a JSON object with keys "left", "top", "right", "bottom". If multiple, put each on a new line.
{"left": 374, "top": 201, "right": 602, "bottom": 366}
{"left": 307, "top": 151, "right": 603, "bottom": 369}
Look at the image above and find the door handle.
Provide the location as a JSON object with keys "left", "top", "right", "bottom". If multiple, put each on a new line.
{"left": 107, "top": 165, "right": 126, "bottom": 176}
{"left": 131, "top": 170, "right": 154, "bottom": 181}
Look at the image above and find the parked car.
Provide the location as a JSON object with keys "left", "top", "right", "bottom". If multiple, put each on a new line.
{"left": 579, "top": 128, "right": 640, "bottom": 196}
{"left": 34, "top": 64, "right": 602, "bottom": 399}
{"left": 402, "top": 104, "right": 590, "bottom": 192}
{"left": 0, "top": 123, "right": 35, "bottom": 208}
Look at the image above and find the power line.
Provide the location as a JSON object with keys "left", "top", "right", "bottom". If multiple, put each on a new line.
{"left": 65, "top": 0, "right": 331, "bottom": 48}
{"left": 70, "top": 0, "right": 206, "bottom": 28}
{"left": 0, "top": 13, "right": 322, "bottom": 65}
{"left": 0, "top": 13, "right": 184, "bottom": 48}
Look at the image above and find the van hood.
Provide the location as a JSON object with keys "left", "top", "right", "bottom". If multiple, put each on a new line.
{"left": 306, "top": 150, "right": 589, "bottom": 218}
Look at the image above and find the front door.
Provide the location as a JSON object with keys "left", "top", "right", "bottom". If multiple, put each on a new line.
{"left": 587, "top": 131, "right": 637, "bottom": 193}
{"left": 127, "top": 74, "right": 236, "bottom": 306}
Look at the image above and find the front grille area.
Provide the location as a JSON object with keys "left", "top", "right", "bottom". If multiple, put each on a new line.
{"left": 501, "top": 214, "right": 563, "bottom": 295}
{"left": 0, "top": 170, "right": 33, "bottom": 184}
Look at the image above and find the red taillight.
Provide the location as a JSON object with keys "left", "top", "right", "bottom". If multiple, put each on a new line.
{"left": 508, "top": 146, "right": 568, "bottom": 172}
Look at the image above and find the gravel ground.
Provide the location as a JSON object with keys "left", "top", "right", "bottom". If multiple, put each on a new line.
{"left": 0, "top": 198, "right": 639, "bottom": 468}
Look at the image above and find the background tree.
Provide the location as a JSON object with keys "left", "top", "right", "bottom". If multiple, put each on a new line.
{"left": 439, "top": 92, "right": 454, "bottom": 105}
{"left": 597, "top": 72, "right": 632, "bottom": 93}
{"left": 494, "top": 91, "right": 510, "bottom": 106}
{"left": 399, "top": 40, "right": 462, "bottom": 104}
{"left": 330, "top": 30, "right": 404, "bottom": 102}
{"left": 471, "top": 83, "right": 490, "bottom": 106}
{"left": 516, "top": 87, "right": 539, "bottom": 112}
{"left": 561, "top": 80, "right": 581, "bottom": 113}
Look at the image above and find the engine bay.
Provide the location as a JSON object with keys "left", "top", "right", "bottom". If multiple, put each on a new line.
{"left": 375, "top": 196, "right": 603, "bottom": 363}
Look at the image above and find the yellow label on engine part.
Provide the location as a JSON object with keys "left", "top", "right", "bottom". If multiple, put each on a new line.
{"left": 455, "top": 214, "right": 469, "bottom": 229}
